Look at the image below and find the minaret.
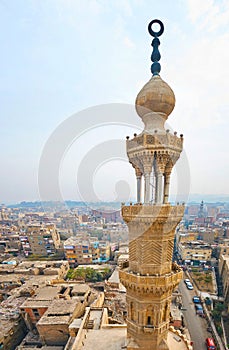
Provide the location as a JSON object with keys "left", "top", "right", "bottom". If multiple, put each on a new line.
{"left": 198, "top": 200, "right": 205, "bottom": 218}
{"left": 119, "top": 20, "right": 185, "bottom": 350}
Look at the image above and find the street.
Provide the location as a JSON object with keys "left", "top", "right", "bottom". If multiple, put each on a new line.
{"left": 179, "top": 280, "right": 212, "bottom": 350}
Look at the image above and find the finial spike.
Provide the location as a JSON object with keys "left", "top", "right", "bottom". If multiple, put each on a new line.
{"left": 148, "top": 19, "right": 164, "bottom": 76}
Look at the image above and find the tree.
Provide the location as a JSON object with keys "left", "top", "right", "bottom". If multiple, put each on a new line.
{"left": 204, "top": 274, "right": 212, "bottom": 288}
{"left": 66, "top": 266, "right": 110, "bottom": 282}
{"left": 102, "top": 267, "right": 112, "bottom": 280}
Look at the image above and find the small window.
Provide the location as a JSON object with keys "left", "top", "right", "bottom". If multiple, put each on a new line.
{"left": 32, "top": 308, "right": 40, "bottom": 317}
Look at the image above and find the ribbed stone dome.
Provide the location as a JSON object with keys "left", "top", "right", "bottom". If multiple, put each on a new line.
{"left": 135, "top": 75, "right": 175, "bottom": 120}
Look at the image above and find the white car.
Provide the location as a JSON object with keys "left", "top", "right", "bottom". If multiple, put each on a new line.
{"left": 184, "top": 279, "right": 190, "bottom": 284}
{"left": 186, "top": 282, "right": 193, "bottom": 290}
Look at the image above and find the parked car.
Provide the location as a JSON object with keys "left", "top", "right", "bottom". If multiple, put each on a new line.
{"left": 184, "top": 279, "right": 190, "bottom": 284}
{"left": 186, "top": 282, "right": 193, "bottom": 290}
{"left": 206, "top": 338, "right": 216, "bottom": 349}
{"left": 195, "top": 304, "right": 204, "bottom": 317}
{"left": 193, "top": 296, "right": 201, "bottom": 304}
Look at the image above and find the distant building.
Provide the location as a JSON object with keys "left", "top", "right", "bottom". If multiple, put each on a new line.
{"left": 178, "top": 241, "right": 212, "bottom": 264}
{"left": 64, "top": 237, "right": 110, "bottom": 265}
{"left": 91, "top": 209, "right": 122, "bottom": 223}
{"left": 26, "top": 223, "right": 61, "bottom": 256}
{"left": 64, "top": 237, "right": 92, "bottom": 265}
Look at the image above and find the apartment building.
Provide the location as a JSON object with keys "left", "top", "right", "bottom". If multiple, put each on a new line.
{"left": 178, "top": 241, "right": 212, "bottom": 264}
{"left": 64, "top": 237, "right": 110, "bottom": 265}
{"left": 26, "top": 223, "right": 60, "bottom": 256}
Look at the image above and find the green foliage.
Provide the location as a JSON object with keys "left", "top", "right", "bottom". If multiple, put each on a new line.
{"left": 212, "top": 309, "right": 221, "bottom": 322}
{"left": 27, "top": 253, "right": 64, "bottom": 261}
{"left": 204, "top": 275, "right": 212, "bottom": 285}
{"left": 215, "top": 302, "right": 226, "bottom": 313}
{"left": 194, "top": 272, "right": 201, "bottom": 277}
{"left": 212, "top": 302, "right": 226, "bottom": 331}
{"left": 66, "top": 266, "right": 111, "bottom": 282}
{"left": 103, "top": 266, "right": 112, "bottom": 279}
{"left": 216, "top": 325, "right": 223, "bottom": 336}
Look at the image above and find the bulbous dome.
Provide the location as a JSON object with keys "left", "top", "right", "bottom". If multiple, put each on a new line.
{"left": 135, "top": 75, "right": 175, "bottom": 119}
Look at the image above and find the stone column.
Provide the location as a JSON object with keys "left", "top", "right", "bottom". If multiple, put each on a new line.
{"left": 156, "top": 172, "right": 163, "bottom": 204}
{"left": 163, "top": 172, "right": 171, "bottom": 204}
{"left": 136, "top": 175, "right": 142, "bottom": 203}
{"left": 144, "top": 173, "right": 151, "bottom": 204}
{"left": 154, "top": 172, "right": 157, "bottom": 204}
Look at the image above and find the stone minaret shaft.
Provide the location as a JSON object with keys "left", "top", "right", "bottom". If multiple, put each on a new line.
{"left": 119, "top": 20, "right": 185, "bottom": 350}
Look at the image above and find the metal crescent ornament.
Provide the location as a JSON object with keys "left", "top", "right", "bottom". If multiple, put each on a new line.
{"left": 148, "top": 19, "right": 164, "bottom": 38}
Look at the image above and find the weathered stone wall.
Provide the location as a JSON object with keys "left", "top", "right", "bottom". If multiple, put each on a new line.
{"left": 37, "top": 322, "right": 69, "bottom": 346}
{"left": 1, "top": 317, "right": 27, "bottom": 350}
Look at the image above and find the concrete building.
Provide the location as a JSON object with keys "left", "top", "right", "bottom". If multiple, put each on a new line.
{"left": 19, "top": 281, "right": 93, "bottom": 346}
{"left": 218, "top": 239, "right": 229, "bottom": 256}
{"left": 0, "top": 313, "right": 27, "bottom": 350}
{"left": 91, "top": 209, "right": 122, "bottom": 223}
{"left": 62, "top": 306, "right": 191, "bottom": 350}
{"left": 119, "top": 20, "right": 191, "bottom": 350}
{"left": 14, "top": 260, "right": 69, "bottom": 278}
{"left": 20, "top": 285, "right": 63, "bottom": 326}
{"left": 178, "top": 241, "right": 212, "bottom": 264}
{"left": 37, "top": 299, "right": 84, "bottom": 346}
{"left": 0, "top": 227, "right": 22, "bottom": 256}
{"left": 64, "top": 237, "right": 110, "bottom": 265}
{"left": 26, "top": 223, "right": 61, "bottom": 257}
{"left": 219, "top": 254, "right": 229, "bottom": 304}
{"left": 64, "top": 237, "right": 92, "bottom": 265}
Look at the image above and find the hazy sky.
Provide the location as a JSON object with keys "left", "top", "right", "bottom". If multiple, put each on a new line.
{"left": 1, "top": 0, "right": 229, "bottom": 204}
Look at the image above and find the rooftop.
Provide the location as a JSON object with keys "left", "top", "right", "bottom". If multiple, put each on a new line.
{"left": 46, "top": 299, "right": 77, "bottom": 316}
{"left": 37, "top": 315, "right": 70, "bottom": 325}
{"left": 20, "top": 299, "right": 52, "bottom": 308}
{"left": 33, "top": 285, "right": 61, "bottom": 300}
{"left": 73, "top": 327, "right": 191, "bottom": 350}
{"left": 71, "top": 283, "right": 90, "bottom": 295}
{"left": 20, "top": 285, "right": 61, "bottom": 309}
{"left": 79, "top": 328, "right": 126, "bottom": 350}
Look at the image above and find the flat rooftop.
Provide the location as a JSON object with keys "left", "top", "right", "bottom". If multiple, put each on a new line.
{"left": 20, "top": 286, "right": 61, "bottom": 308}
{"left": 167, "top": 331, "right": 191, "bottom": 350}
{"left": 37, "top": 315, "right": 70, "bottom": 325}
{"left": 79, "top": 328, "right": 126, "bottom": 350}
{"left": 76, "top": 327, "right": 190, "bottom": 350}
{"left": 33, "top": 285, "right": 61, "bottom": 300}
{"left": 20, "top": 299, "right": 52, "bottom": 308}
{"left": 71, "top": 284, "right": 90, "bottom": 295}
{"left": 37, "top": 300, "right": 79, "bottom": 325}
{"left": 46, "top": 300, "right": 77, "bottom": 315}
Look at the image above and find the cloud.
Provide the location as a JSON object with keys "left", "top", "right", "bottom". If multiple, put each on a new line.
{"left": 187, "top": 0, "right": 229, "bottom": 32}
{"left": 165, "top": 1, "right": 229, "bottom": 132}
{"left": 123, "top": 36, "right": 135, "bottom": 48}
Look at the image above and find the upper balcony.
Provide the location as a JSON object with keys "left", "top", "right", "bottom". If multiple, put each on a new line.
{"left": 121, "top": 203, "right": 185, "bottom": 224}
{"left": 127, "top": 132, "right": 183, "bottom": 154}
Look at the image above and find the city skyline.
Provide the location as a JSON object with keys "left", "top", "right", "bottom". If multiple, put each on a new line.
{"left": 1, "top": 0, "right": 229, "bottom": 203}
